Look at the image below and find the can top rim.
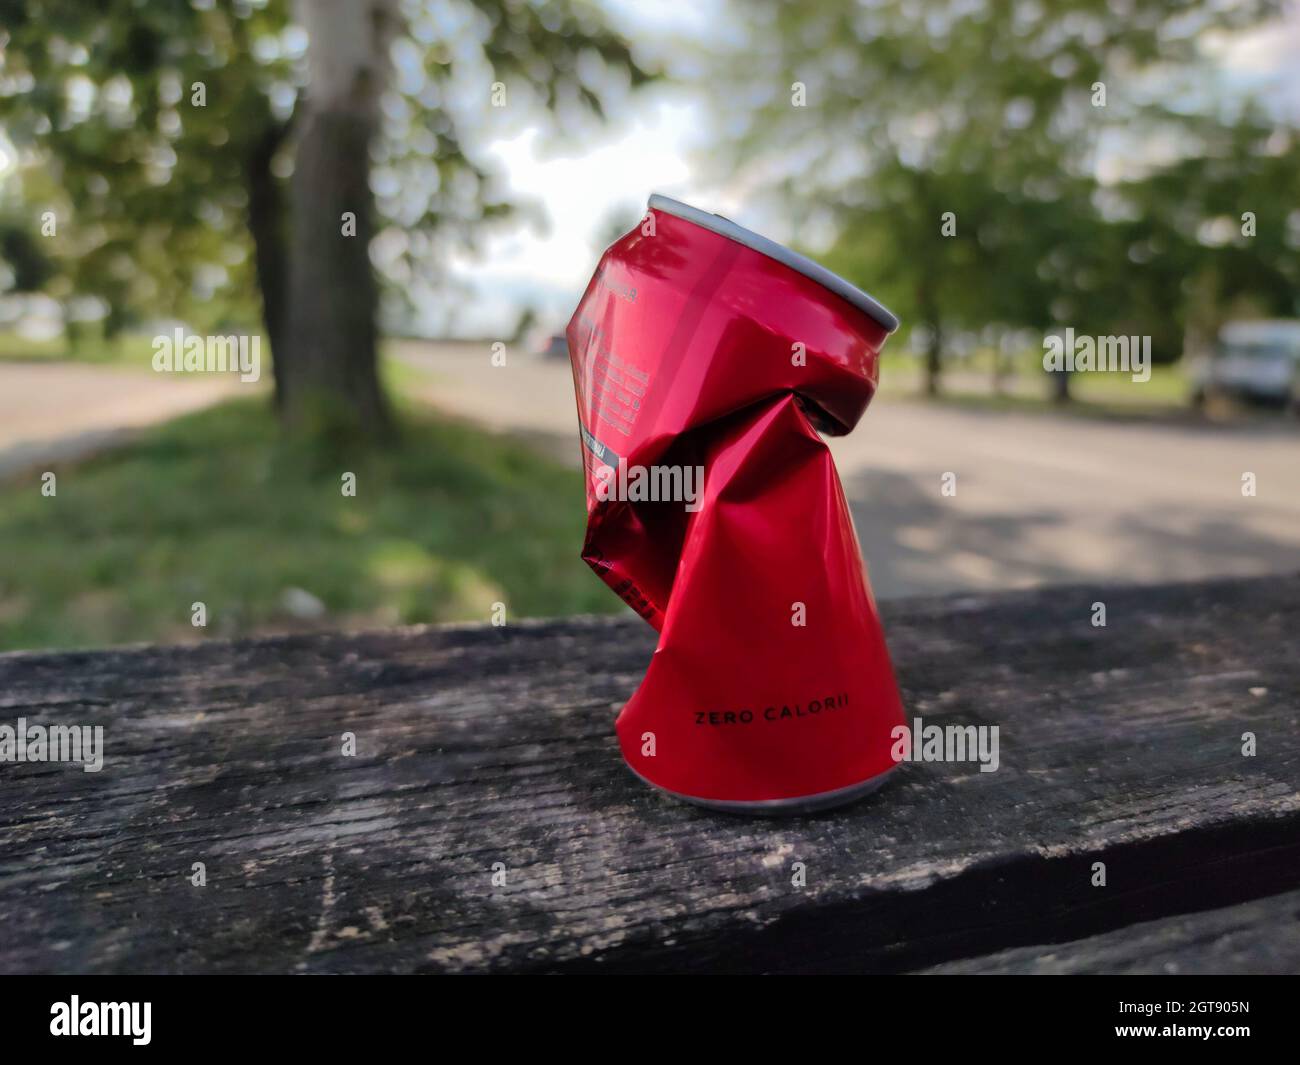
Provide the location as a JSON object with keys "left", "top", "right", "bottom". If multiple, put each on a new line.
{"left": 647, "top": 193, "right": 899, "bottom": 333}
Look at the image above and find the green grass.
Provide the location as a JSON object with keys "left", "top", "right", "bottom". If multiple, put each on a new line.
{"left": 879, "top": 347, "right": 1193, "bottom": 414}
{"left": 0, "top": 329, "right": 158, "bottom": 365}
{"left": 0, "top": 397, "right": 615, "bottom": 651}
{"left": 1069, "top": 363, "right": 1189, "bottom": 406}
{"left": 0, "top": 331, "right": 437, "bottom": 392}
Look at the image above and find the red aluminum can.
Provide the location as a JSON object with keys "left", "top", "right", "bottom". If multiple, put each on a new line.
{"left": 566, "top": 194, "right": 906, "bottom": 814}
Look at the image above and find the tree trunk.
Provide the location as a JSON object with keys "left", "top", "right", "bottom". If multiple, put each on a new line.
{"left": 925, "top": 322, "right": 943, "bottom": 397}
{"left": 1051, "top": 367, "right": 1073, "bottom": 403}
{"left": 247, "top": 120, "right": 290, "bottom": 410}
{"left": 915, "top": 277, "right": 943, "bottom": 396}
{"left": 283, "top": 0, "right": 396, "bottom": 441}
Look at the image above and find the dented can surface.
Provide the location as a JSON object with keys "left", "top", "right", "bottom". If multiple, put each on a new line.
{"left": 566, "top": 193, "right": 906, "bottom": 815}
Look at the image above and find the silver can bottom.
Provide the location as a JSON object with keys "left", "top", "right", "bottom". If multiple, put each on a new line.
{"left": 628, "top": 763, "right": 898, "bottom": 817}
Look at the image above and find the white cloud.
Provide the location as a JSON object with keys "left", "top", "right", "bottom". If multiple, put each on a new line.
{"left": 432, "top": 88, "right": 707, "bottom": 335}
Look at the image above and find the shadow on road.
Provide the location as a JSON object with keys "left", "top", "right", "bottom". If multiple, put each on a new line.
{"left": 844, "top": 465, "right": 1300, "bottom": 600}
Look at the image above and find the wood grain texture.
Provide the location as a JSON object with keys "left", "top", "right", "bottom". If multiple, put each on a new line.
{"left": 923, "top": 888, "right": 1300, "bottom": 974}
{"left": 1, "top": 573, "right": 1297, "bottom": 974}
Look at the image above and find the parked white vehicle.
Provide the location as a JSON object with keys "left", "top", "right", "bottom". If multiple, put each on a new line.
{"left": 1190, "top": 320, "right": 1300, "bottom": 410}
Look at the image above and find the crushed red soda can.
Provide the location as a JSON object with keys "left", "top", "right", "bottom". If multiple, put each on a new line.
{"left": 566, "top": 193, "right": 906, "bottom": 814}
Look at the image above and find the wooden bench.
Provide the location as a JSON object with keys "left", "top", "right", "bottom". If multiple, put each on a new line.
{"left": 1, "top": 573, "right": 1296, "bottom": 974}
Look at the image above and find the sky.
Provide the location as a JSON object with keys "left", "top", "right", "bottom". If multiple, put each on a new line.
{"left": 429, "top": 0, "right": 1300, "bottom": 342}
{"left": 428, "top": 0, "right": 728, "bottom": 340}
{"left": 433, "top": 87, "right": 704, "bottom": 339}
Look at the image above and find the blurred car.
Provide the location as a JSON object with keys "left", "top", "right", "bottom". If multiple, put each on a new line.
{"left": 1190, "top": 320, "right": 1300, "bottom": 410}
{"left": 538, "top": 334, "right": 569, "bottom": 360}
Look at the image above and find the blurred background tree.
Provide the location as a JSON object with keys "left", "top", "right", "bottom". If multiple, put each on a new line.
{"left": 0, "top": 0, "right": 652, "bottom": 438}
{"left": 723, "top": 0, "right": 1298, "bottom": 398}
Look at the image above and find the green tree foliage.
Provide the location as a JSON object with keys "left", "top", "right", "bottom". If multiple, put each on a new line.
{"left": 724, "top": 0, "right": 1294, "bottom": 396}
{"left": 0, "top": 0, "right": 288, "bottom": 335}
{"left": 0, "top": 0, "right": 652, "bottom": 432}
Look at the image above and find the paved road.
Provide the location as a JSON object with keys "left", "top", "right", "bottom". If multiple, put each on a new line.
{"left": 395, "top": 341, "right": 1300, "bottom": 599}
{"left": 0, "top": 363, "right": 246, "bottom": 478}
{"left": 837, "top": 400, "right": 1298, "bottom": 597}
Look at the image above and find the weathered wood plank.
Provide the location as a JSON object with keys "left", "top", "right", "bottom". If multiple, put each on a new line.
{"left": 1, "top": 574, "right": 1297, "bottom": 974}
{"left": 922, "top": 887, "right": 1300, "bottom": 974}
